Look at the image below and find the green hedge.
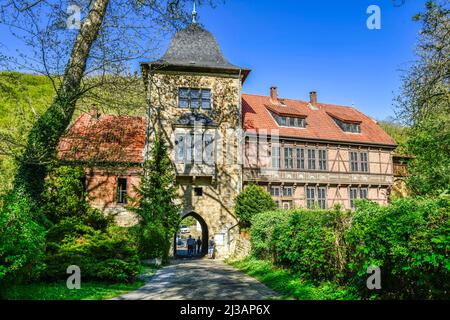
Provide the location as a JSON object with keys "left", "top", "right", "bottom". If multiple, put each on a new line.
{"left": 45, "top": 220, "right": 141, "bottom": 283}
{"left": 249, "top": 198, "right": 450, "bottom": 299}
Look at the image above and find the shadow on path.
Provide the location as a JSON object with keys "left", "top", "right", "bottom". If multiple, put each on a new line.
{"left": 113, "top": 259, "right": 279, "bottom": 300}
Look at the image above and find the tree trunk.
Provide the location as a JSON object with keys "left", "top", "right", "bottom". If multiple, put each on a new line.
{"left": 14, "top": 0, "right": 110, "bottom": 201}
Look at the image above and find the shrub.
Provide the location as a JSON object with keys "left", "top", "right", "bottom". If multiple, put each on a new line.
{"left": 45, "top": 221, "right": 141, "bottom": 282}
{"left": 235, "top": 184, "right": 277, "bottom": 228}
{"left": 130, "top": 222, "right": 170, "bottom": 260}
{"left": 0, "top": 191, "right": 46, "bottom": 286}
{"left": 39, "top": 166, "right": 90, "bottom": 224}
{"left": 272, "top": 208, "right": 349, "bottom": 281}
{"left": 346, "top": 198, "right": 450, "bottom": 299}
{"left": 250, "top": 210, "right": 291, "bottom": 260}
{"left": 40, "top": 165, "right": 140, "bottom": 283}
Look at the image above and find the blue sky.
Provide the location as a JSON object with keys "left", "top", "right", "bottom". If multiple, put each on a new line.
{"left": 189, "top": 0, "right": 426, "bottom": 120}
{"left": 0, "top": 0, "right": 427, "bottom": 121}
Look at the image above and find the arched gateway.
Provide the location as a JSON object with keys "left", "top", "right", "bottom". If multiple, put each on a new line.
{"left": 174, "top": 212, "right": 209, "bottom": 257}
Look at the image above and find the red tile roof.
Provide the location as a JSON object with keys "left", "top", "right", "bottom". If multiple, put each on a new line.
{"left": 242, "top": 94, "right": 396, "bottom": 146}
{"left": 58, "top": 113, "right": 146, "bottom": 163}
{"left": 58, "top": 94, "right": 396, "bottom": 164}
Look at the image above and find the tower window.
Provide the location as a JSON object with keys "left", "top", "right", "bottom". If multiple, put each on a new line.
{"left": 194, "top": 187, "right": 203, "bottom": 196}
{"left": 117, "top": 178, "right": 128, "bottom": 204}
{"left": 178, "top": 88, "right": 211, "bottom": 109}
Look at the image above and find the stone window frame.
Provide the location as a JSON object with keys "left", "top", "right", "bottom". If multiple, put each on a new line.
{"left": 174, "top": 130, "right": 215, "bottom": 164}
{"left": 178, "top": 87, "right": 212, "bottom": 110}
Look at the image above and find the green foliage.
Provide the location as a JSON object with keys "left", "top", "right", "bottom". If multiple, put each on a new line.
{"left": 0, "top": 72, "right": 55, "bottom": 195}
{"left": 0, "top": 190, "right": 46, "bottom": 286}
{"left": 346, "top": 198, "right": 450, "bottom": 299}
{"left": 39, "top": 166, "right": 140, "bottom": 283}
{"left": 0, "top": 280, "right": 145, "bottom": 300}
{"left": 250, "top": 210, "right": 291, "bottom": 260}
{"left": 45, "top": 222, "right": 141, "bottom": 283}
{"left": 39, "top": 166, "right": 88, "bottom": 223}
{"left": 229, "top": 258, "right": 357, "bottom": 300}
{"left": 378, "top": 120, "right": 410, "bottom": 154}
{"left": 235, "top": 184, "right": 277, "bottom": 229}
{"left": 132, "top": 131, "right": 180, "bottom": 262}
{"left": 395, "top": 1, "right": 450, "bottom": 196}
{"left": 248, "top": 198, "right": 450, "bottom": 299}
{"left": 406, "top": 115, "right": 450, "bottom": 195}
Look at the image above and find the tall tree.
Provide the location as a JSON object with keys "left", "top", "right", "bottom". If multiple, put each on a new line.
{"left": 395, "top": 0, "right": 450, "bottom": 195}
{"left": 0, "top": 0, "right": 212, "bottom": 201}
{"left": 132, "top": 130, "right": 180, "bottom": 262}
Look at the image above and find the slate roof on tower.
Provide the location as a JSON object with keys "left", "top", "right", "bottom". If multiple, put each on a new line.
{"left": 141, "top": 23, "right": 251, "bottom": 82}
{"left": 160, "top": 24, "right": 240, "bottom": 70}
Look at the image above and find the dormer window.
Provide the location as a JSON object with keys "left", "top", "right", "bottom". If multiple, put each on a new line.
{"left": 332, "top": 118, "right": 361, "bottom": 133}
{"left": 178, "top": 88, "right": 211, "bottom": 109}
{"left": 271, "top": 112, "right": 306, "bottom": 128}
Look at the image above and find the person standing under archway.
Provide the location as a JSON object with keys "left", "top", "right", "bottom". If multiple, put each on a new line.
{"left": 208, "top": 236, "right": 215, "bottom": 259}
{"left": 196, "top": 237, "right": 202, "bottom": 255}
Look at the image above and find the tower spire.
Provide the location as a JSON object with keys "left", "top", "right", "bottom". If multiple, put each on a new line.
{"left": 192, "top": 0, "right": 197, "bottom": 24}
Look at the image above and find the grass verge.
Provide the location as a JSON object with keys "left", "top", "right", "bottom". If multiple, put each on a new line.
{"left": 1, "top": 264, "right": 159, "bottom": 300}
{"left": 228, "top": 257, "right": 358, "bottom": 300}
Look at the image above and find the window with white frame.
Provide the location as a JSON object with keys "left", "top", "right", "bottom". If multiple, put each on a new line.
{"left": 308, "top": 149, "right": 316, "bottom": 170}
{"left": 349, "top": 187, "right": 358, "bottom": 209}
{"left": 318, "top": 187, "right": 327, "bottom": 209}
{"left": 318, "top": 149, "right": 327, "bottom": 171}
{"left": 360, "top": 152, "right": 369, "bottom": 172}
{"left": 117, "top": 178, "right": 127, "bottom": 204}
{"left": 284, "top": 147, "right": 293, "bottom": 169}
{"left": 350, "top": 151, "right": 359, "bottom": 172}
{"left": 270, "top": 186, "right": 280, "bottom": 197}
{"left": 306, "top": 186, "right": 327, "bottom": 209}
{"left": 306, "top": 186, "right": 316, "bottom": 209}
{"left": 272, "top": 146, "right": 280, "bottom": 168}
{"left": 283, "top": 186, "right": 293, "bottom": 197}
{"left": 296, "top": 148, "right": 305, "bottom": 170}
{"left": 350, "top": 151, "right": 369, "bottom": 172}
{"left": 349, "top": 187, "right": 368, "bottom": 209}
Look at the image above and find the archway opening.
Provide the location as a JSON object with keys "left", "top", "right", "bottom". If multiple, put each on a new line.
{"left": 174, "top": 212, "right": 208, "bottom": 258}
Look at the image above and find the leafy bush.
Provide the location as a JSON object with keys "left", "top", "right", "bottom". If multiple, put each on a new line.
{"left": 247, "top": 197, "right": 450, "bottom": 299}
{"left": 40, "top": 165, "right": 140, "bottom": 283}
{"left": 273, "top": 207, "right": 349, "bottom": 281}
{"left": 45, "top": 221, "right": 141, "bottom": 282}
{"left": 235, "top": 184, "right": 277, "bottom": 228}
{"left": 130, "top": 222, "right": 170, "bottom": 260}
{"left": 346, "top": 198, "right": 450, "bottom": 299}
{"left": 39, "top": 166, "right": 90, "bottom": 224}
{"left": 250, "top": 210, "right": 291, "bottom": 260}
{"left": 0, "top": 190, "right": 46, "bottom": 286}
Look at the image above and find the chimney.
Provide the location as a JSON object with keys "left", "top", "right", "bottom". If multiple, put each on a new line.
{"left": 309, "top": 91, "right": 317, "bottom": 105}
{"left": 90, "top": 105, "right": 99, "bottom": 120}
{"left": 270, "top": 86, "right": 278, "bottom": 102}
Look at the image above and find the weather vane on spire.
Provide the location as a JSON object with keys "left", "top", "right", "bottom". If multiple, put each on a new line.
{"left": 192, "top": 0, "right": 197, "bottom": 24}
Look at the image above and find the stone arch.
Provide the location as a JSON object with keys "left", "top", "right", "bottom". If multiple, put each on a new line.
{"left": 174, "top": 211, "right": 209, "bottom": 256}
